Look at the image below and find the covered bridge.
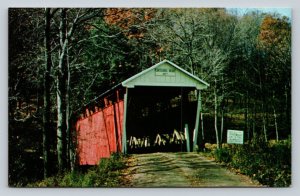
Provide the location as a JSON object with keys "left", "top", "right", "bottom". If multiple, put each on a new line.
{"left": 75, "top": 60, "right": 209, "bottom": 165}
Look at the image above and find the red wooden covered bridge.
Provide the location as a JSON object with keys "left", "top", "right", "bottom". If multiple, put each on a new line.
{"left": 75, "top": 60, "right": 209, "bottom": 165}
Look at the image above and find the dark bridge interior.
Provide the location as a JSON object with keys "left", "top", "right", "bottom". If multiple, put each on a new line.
{"left": 126, "top": 86, "right": 197, "bottom": 153}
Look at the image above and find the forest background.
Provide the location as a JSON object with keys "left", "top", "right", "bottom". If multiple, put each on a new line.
{"left": 7, "top": 7, "right": 292, "bottom": 187}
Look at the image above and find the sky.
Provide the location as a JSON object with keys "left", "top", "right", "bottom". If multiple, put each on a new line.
{"left": 227, "top": 8, "right": 291, "bottom": 19}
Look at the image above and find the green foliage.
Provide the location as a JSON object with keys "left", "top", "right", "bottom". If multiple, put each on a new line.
{"left": 211, "top": 136, "right": 291, "bottom": 187}
{"left": 213, "top": 148, "right": 231, "bottom": 163}
{"left": 29, "top": 153, "right": 126, "bottom": 187}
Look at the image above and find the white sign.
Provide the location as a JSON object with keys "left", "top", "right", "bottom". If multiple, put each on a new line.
{"left": 227, "top": 130, "right": 244, "bottom": 144}
{"left": 155, "top": 68, "right": 176, "bottom": 77}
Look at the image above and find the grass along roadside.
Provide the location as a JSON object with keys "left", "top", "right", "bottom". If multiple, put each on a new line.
{"left": 202, "top": 136, "right": 291, "bottom": 187}
{"left": 28, "top": 153, "right": 126, "bottom": 187}
{"left": 27, "top": 137, "right": 291, "bottom": 187}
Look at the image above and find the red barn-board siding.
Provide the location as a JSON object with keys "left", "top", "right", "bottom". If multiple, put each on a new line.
{"left": 116, "top": 101, "right": 124, "bottom": 151}
{"left": 76, "top": 101, "right": 124, "bottom": 165}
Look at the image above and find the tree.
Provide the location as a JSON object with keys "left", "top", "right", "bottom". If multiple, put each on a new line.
{"left": 9, "top": 8, "right": 46, "bottom": 184}
{"left": 257, "top": 15, "right": 291, "bottom": 141}
{"left": 9, "top": 9, "right": 44, "bottom": 121}
{"left": 144, "top": 8, "right": 238, "bottom": 148}
{"left": 53, "top": 8, "right": 104, "bottom": 173}
{"left": 104, "top": 8, "right": 158, "bottom": 70}
{"left": 227, "top": 11, "right": 265, "bottom": 141}
{"left": 43, "top": 8, "right": 55, "bottom": 178}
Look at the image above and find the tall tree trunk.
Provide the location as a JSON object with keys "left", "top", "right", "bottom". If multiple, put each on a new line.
{"left": 253, "top": 103, "right": 256, "bottom": 138}
{"left": 57, "top": 8, "right": 68, "bottom": 173}
{"left": 258, "top": 68, "right": 268, "bottom": 143}
{"left": 43, "top": 8, "right": 52, "bottom": 178}
{"left": 272, "top": 92, "right": 279, "bottom": 142}
{"left": 200, "top": 112, "right": 204, "bottom": 140}
{"left": 220, "top": 108, "right": 224, "bottom": 146}
{"left": 66, "top": 43, "right": 74, "bottom": 170}
{"left": 220, "top": 76, "right": 225, "bottom": 147}
{"left": 245, "top": 91, "right": 249, "bottom": 142}
{"left": 261, "top": 102, "right": 268, "bottom": 142}
{"left": 273, "top": 106, "right": 279, "bottom": 142}
{"left": 214, "top": 79, "right": 220, "bottom": 149}
{"left": 284, "top": 84, "right": 291, "bottom": 130}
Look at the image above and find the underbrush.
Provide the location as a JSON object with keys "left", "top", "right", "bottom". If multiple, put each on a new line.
{"left": 210, "top": 136, "right": 291, "bottom": 187}
{"left": 29, "top": 153, "right": 126, "bottom": 187}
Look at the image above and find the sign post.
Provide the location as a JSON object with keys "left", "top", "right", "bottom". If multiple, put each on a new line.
{"left": 227, "top": 130, "right": 244, "bottom": 144}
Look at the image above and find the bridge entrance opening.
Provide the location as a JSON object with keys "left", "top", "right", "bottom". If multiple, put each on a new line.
{"left": 126, "top": 86, "right": 197, "bottom": 153}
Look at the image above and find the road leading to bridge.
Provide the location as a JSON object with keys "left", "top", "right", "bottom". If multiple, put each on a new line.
{"left": 121, "top": 152, "right": 261, "bottom": 187}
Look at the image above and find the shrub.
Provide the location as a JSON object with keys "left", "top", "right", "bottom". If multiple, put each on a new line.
{"left": 211, "top": 136, "right": 291, "bottom": 187}
{"left": 29, "top": 153, "right": 126, "bottom": 187}
{"left": 213, "top": 148, "right": 231, "bottom": 163}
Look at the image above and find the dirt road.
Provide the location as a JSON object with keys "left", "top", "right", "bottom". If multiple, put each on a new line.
{"left": 121, "top": 152, "right": 261, "bottom": 187}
